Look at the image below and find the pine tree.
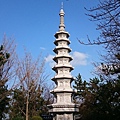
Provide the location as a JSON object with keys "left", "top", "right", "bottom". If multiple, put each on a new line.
{"left": 10, "top": 85, "right": 45, "bottom": 120}
{"left": 0, "top": 45, "right": 10, "bottom": 119}
{"left": 73, "top": 73, "right": 87, "bottom": 103}
{"left": 74, "top": 74, "right": 120, "bottom": 120}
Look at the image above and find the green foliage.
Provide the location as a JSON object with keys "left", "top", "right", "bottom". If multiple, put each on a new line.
{"left": 0, "top": 45, "right": 10, "bottom": 119}
{"left": 74, "top": 74, "right": 120, "bottom": 120}
{"left": 76, "top": 1, "right": 120, "bottom": 118}
{"left": 12, "top": 116, "right": 24, "bottom": 120}
{"left": 73, "top": 73, "right": 87, "bottom": 103}
{"left": 31, "top": 116, "right": 43, "bottom": 120}
{"left": 9, "top": 85, "right": 47, "bottom": 119}
{"left": 0, "top": 45, "right": 10, "bottom": 67}
{"left": 9, "top": 87, "right": 26, "bottom": 119}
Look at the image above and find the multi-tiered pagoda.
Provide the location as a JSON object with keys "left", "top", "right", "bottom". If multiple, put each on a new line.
{"left": 48, "top": 6, "right": 79, "bottom": 120}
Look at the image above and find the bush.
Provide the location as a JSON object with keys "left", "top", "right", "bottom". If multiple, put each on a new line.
{"left": 12, "top": 116, "right": 24, "bottom": 120}
{"left": 31, "top": 116, "right": 43, "bottom": 120}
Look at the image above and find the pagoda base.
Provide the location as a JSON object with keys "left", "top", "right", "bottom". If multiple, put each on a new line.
{"left": 48, "top": 104, "right": 79, "bottom": 120}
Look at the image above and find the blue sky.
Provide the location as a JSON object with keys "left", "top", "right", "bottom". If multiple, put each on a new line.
{"left": 0, "top": 0, "right": 103, "bottom": 82}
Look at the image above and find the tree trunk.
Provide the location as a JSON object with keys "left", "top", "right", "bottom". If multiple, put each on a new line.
{"left": 26, "top": 94, "right": 29, "bottom": 120}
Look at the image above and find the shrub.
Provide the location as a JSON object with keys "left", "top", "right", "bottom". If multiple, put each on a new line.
{"left": 12, "top": 116, "right": 24, "bottom": 120}
{"left": 31, "top": 116, "right": 43, "bottom": 120}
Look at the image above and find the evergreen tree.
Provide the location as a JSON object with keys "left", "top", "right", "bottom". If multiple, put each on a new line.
{"left": 9, "top": 86, "right": 26, "bottom": 120}
{"left": 73, "top": 73, "right": 87, "bottom": 103}
{"left": 74, "top": 74, "right": 120, "bottom": 120}
{"left": 0, "top": 45, "right": 10, "bottom": 119}
{"left": 74, "top": 0, "right": 120, "bottom": 119}
{"left": 10, "top": 85, "right": 45, "bottom": 120}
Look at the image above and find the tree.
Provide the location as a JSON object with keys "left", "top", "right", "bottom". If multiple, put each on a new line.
{"left": 0, "top": 45, "right": 10, "bottom": 119}
{"left": 79, "top": 0, "right": 120, "bottom": 74}
{"left": 73, "top": 73, "right": 87, "bottom": 103}
{"left": 10, "top": 85, "right": 44, "bottom": 120}
{"left": 10, "top": 52, "right": 48, "bottom": 120}
{"left": 74, "top": 74, "right": 120, "bottom": 120}
{"left": 10, "top": 84, "right": 54, "bottom": 120}
{"left": 0, "top": 36, "right": 17, "bottom": 103}
{"left": 31, "top": 116, "right": 43, "bottom": 120}
{"left": 74, "top": 1, "right": 120, "bottom": 119}
{"left": 9, "top": 86, "right": 26, "bottom": 120}
{"left": 0, "top": 36, "right": 18, "bottom": 119}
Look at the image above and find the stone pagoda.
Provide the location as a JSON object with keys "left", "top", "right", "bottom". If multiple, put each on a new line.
{"left": 48, "top": 6, "right": 79, "bottom": 120}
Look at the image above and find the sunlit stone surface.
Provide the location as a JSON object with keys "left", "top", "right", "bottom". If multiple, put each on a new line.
{"left": 48, "top": 5, "right": 79, "bottom": 120}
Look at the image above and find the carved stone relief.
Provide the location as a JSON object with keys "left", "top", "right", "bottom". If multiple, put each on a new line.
{"left": 64, "top": 94, "right": 71, "bottom": 103}
{"left": 66, "top": 115, "right": 70, "bottom": 120}
{"left": 59, "top": 94, "right": 64, "bottom": 102}
{"left": 65, "top": 80, "right": 69, "bottom": 88}
{"left": 59, "top": 81, "right": 63, "bottom": 87}
{"left": 57, "top": 115, "right": 63, "bottom": 120}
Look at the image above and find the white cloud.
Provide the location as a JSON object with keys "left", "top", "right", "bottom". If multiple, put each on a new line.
{"left": 40, "top": 47, "right": 46, "bottom": 50}
{"left": 45, "top": 54, "right": 55, "bottom": 67}
{"left": 71, "top": 51, "right": 88, "bottom": 66}
{"left": 45, "top": 54, "right": 53, "bottom": 62}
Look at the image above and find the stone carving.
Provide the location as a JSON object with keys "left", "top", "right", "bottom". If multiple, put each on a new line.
{"left": 59, "top": 81, "right": 63, "bottom": 87}
{"left": 66, "top": 115, "right": 70, "bottom": 120}
{"left": 65, "top": 69, "right": 68, "bottom": 73}
{"left": 60, "top": 69, "right": 63, "bottom": 73}
{"left": 64, "top": 59, "right": 67, "bottom": 63}
{"left": 58, "top": 115, "right": 63, "bottom": 120}
{"left": 58, "top": 117, "right": 62, "bottom": 120}
{"left": 64, "top": 94, "right": 70, "bottom": 103}
{"left": 65, "top": 80, "right": 69, "bottom": 88}
{"left": 59, "top": 94, "right": 64, "bottom": 102}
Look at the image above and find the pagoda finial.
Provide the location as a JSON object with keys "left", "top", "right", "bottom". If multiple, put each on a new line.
{"left": 59, "top": 2, "right": 65, "bottom": 31}
{"left": 61, "top": 2, "right": 63, "bottom": 9}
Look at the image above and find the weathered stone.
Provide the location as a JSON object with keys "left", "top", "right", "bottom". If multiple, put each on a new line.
{"left": 48, "top": 5, "right": 79, "bottom": 120}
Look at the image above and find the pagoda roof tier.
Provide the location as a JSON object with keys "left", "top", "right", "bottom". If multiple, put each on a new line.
{"left": 50, "top": 89, "right": 74, "bottom": 94}
{"left": 50, "top": 88, "right": 77, "bottom": 94}
{"left": 53, "top": 46, "right": 71, "bottom": 53}
{"left": 50, "top": 91, "right": 74, "bottom": 96}
{"left": 54, "top": 31, "right": 70, "bottom": 38}
{"left": 48, "top": 104, "right": 79, "bottom": 113}
{"left": 51, "top": 75, "right": 74, "bottom": 81}
{"left": 52, "top": 57, "right": 72, "bottom": 63}
{"left": 53, "top": 55, "right": 73, "bottom": 62}
{"left": 52, "top": 64, "right": 74, "bottom": 71}
{"left": 54, "top": 38, "right": 70, "bottom": 45}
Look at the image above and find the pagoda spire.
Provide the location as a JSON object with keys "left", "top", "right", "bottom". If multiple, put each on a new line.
{"left": 59, "top": 2, "right": 65, "bottom": 31}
